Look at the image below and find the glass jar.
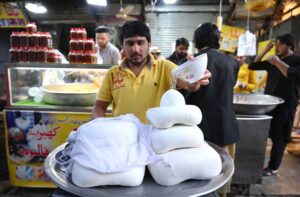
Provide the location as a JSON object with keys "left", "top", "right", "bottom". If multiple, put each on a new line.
{"left": 28, "top": 47, "right": 37, "bottom": 62}
{"left": 10, "top": 31, "right": 20, "bottom": 48}
{"left": 20, "top": 31, "right": 29, "bottom": 47}
{"left": 9, "top": 47, "right": 19, "bottom": 62}
{"left": 29, "top": 32, "right": 40, "bottom": 47}
{"left": 26, "top": 22, "right": 37, "bottom": 33}
{"left": 78, "top": 28, "right": 87, "bottom": 40}
{"left": 85, "top": 38, "right": 95, "bottom": 51}
{"left": 77, "top": 40, "right": 85, "bottom": 51}
{"left": 39, "top": 32, "right": 48, "bottom": 47}
{"left": 70, "top": 28, "right": 78, "bottom": 40}
{"left": 76, "top": 50, "right": 84, "bottom": 64}
{"left": 37, "top": 47, "right": 47, "bottom": 63}
{"left": 18, "top": 47, "right": 28, "bottom": 62}
{"left": 55, "top": 54, "right": 62, "bottom": 63}
{"left": 46, "top": 32, "right": 53, "bottom": 48}
{"left": 68, "top": 51, "right": 77, "bottom": 64}
{"left": 85, "top": 51, "right": 97, "bottom": 64}
{"left": 69, "top": 40, "right": 78, "bottom": 51}
{"left": 47, "top": 49, "right": 56, "bottom": 63}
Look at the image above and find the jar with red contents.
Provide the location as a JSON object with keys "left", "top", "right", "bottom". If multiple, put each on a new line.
{"left": 68, "top": 51, "right": 77, "bottom": 64}
{"left": 37, "top": 47, "right": 47, "bottom": 63}
{"left": 85, "top": 38, "right": 95, "bottom": 51}
{"left": 46, "top": 32, "right": 53, "bottom": 48}
{"left": 9, "top": 47, "right": 19, "bottom": 62}
{"left": 29, "top": 32, "right": 40, "bottom": 47}
{"left": 55, "top": 54, "right": 62, "bottom": 63}
{"left": 47, "top": 49, "right": 56, "bottom": 63}
{"left": 26, "top": 22, "right": 37, "bottom": 33}
{"left": 76, "top": 51, "right": 85, "bottom": 64}
{"left": 77, "top": 40, "right": 85, "bottom": 51}
{"left": 69, "top": 40, "right": 78, "bottom": 51}
{"left": 10, "top": 31, "right": 20, "bottom": 48}
{"left": 78, "top": 28, "right": 87, "bottom": 40}
{"left": 20, "top": 31, "right": 29, "bottom": 47}
{"left": 39, "top": 32, "right": 48, "bottom": 48}
{"left": 18, "top": 47, "right": 28, "bottom": 62}
{"left": 28, "top": 47, "right": 37, "bottom": 62}
{"left": 85, "top": 51, "right": 97, "bottom": 64}
{"left": 70, "top": 28, "right": 78, "bottom": 40}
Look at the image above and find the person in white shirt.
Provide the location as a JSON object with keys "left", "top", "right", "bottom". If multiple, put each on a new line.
{"left": 95, "top": 26, "right": 121, "bottom": 65}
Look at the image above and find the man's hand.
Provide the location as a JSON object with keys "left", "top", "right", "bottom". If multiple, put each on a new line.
{"left": 264, "top": 40, "right": 275, "bottom": 52}
{"left": 239, "top": 82, "right": 247, "bottom": 90}
{"left": 186, "top": 69, "right": 211, "bottom": 91}
{"left": 266, "top": 55, "right": 280, "bottom": 65}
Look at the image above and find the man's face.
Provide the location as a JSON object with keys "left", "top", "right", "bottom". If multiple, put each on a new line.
{"left": 275, "top": 40, "right": 290, "bottom": 57}
{"left": 96, "top": 32, "right": 109, "bottom": 48}
{"left": 236, "top": 56, "right": 246, "bottom": 66}
{"left": 123, "top": 36, "right": 150, "bottom": 66}
{"left": 176, "top": 44, "right": 188, "bottom": 58}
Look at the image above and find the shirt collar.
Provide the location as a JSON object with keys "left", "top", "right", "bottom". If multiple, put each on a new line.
{"left": 120, "top": 53, "right": 156, "bottom": 70}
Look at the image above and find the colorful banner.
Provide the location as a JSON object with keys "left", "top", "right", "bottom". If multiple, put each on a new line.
{"left": 0, "top": 2, "right": 27, "bottom": 28}
{"left": 219, "top": 25, "right": 245, "bottom": 53}
{"left": 4, "top": 110, "right": 92, "bottom": 187}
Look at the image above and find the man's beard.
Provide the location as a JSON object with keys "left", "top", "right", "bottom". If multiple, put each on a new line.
{"left": 128, "top": 54, "right": 148, "bottom": 66}
{"left": 177, "top": 52, "right": 187, "bottom": 59}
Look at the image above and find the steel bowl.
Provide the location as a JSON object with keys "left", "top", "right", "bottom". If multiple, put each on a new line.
{"left": 233, "top": 93, "right": 284, "bottom": 115}
{"left": 41, "top": 83, "right": 99, "bottom": 106}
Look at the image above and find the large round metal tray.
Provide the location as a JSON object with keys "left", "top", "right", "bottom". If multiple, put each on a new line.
{"left": 45, "top": 143, "right": 234, "bottom": 197}
{"left": 41, "top": 83, "right": 99, "bottom": 106}
{"left": 233, "top": 93, "right": 284, "bottom": 115}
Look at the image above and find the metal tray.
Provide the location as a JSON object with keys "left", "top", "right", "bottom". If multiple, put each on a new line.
{"left": 233, "top": 94, "right": 284, "bottom": 115}
{"left": 45, "top": 143, "right": 234, "bottom": 197}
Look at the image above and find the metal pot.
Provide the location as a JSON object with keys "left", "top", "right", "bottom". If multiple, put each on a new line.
{"left": 233, "top": 93, "right": 284, "bottom": 115}
{"left": 41, "top": 83, "right": 99, "bottom": 106}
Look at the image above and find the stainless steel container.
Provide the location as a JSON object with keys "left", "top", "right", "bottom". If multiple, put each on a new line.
{"left": 233, "top": 94, "right": 284, "bottom": 115}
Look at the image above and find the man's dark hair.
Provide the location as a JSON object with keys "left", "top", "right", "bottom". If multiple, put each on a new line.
{"left": 95, "top": 26, "right": 110, "bottom": 34}
{"left": 176, "top": 37, "right": 189, "bottom": 47}
{"left": 276, "top": 33, "right": 294, "bottom": 51}
{"left": 120, "top": 21, "right": 151, "bottom": 44}
{"left": 193, "top": 23, "right": 220, "bottom": 50}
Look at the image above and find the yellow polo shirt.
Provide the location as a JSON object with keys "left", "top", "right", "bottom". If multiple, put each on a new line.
{"left": 96, "top": 54, "right": 177, "bottom": 123}
{"left": 234, "top": 63, "right": 257, "bottom": 93}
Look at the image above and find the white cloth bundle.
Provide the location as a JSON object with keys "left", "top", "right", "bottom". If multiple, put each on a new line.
{"left": 237, "top": 30, "right": 257, "bottom": 56}
{"left": 146, "top": 105, "right": 202, "bottom": 129}
{"left": 151, "top": 125, "right": 204, "bottom": 154}
{"left": 64, "top": 114, "right": 161, "bottom": 187}
{"left": 148, "top": 142, "right": 222, "bottom": 186}
{"left": 72, "top": 163, "right": 145, "bottom": 187}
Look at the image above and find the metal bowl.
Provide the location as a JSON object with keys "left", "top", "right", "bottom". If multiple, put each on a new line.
{"left": 41, "top": 83, "right": 99, "bottom": 106}
{"left": 233, "top": 93, "right": 284, "bottom": 115}
{"left": 45, "top": 143, "right": 234, "bottom": 197}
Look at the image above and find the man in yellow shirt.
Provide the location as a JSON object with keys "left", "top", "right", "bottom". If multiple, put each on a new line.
{"left": 234, "top": 55, "right": 257, "bottom": 93}
{"left": 92, "top": 21, "right": 210, "bottom": 123}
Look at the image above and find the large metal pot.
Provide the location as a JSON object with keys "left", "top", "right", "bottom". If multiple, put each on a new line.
{"left": 41, "top": 83, "right": 99, "bottom": 106}
{"left": 233, "top": 93, "right": 284, "bottom": 115}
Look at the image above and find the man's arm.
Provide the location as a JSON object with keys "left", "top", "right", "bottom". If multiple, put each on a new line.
{"left": 92, "top": 100, "right": 110, "bottom": 119}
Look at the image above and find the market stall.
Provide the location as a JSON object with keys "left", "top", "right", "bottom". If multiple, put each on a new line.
{"left": 3, "top": 63, "right": 111, "bottom": 187}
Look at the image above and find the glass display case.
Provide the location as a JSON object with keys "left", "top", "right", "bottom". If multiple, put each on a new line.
{"left": 3, "top": 63, "right": 111, "bottom": 188}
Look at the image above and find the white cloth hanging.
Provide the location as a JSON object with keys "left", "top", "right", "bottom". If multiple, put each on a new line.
{"left": 237, "top": 30, "right": 257, "bottom": 56}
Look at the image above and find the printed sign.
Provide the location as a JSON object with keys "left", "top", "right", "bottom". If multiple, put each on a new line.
{"left": 219, "top": 25, "right": 245, "bottom": 53}
{"left": 0, "top": 2, "right": 27, "bottom": 28}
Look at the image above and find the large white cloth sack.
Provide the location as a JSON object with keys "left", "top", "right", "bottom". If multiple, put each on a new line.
{"left": 160, "top": 89, "right": 185, "bottom": 107}
{"left": 148, "top": 143, "right": 222, "bottom": 186}
{"left": 151, "top": 125, "right": 204, "bottom": 154}
{"left": 72, "top": 162, "right": 145, "bottom": 187}
{"left": 146, "top": 105, "right": 202, "bottom": 129}
{"left": 65, "top": 114, "right": 160, "bottom": 177}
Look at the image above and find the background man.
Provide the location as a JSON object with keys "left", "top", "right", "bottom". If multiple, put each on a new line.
{"left": 167, "top": 37, "right": 189, "bottom": 65}
{"left": 95, "top": 26, "right": 121, "bottom": 65}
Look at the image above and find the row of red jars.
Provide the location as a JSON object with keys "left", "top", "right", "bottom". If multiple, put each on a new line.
{"left": 68, "top": 51, "right": 97, "bottom": 64}
{"left": 69, "top": 38, "right": 95, "bottom": 51}
{"left": 70, "top": 28, "right": 87, "bottom": 40}
{"left": 10, "top": 31, "right": 52, "bottom": 48}
{"left": 9, "top": 47, "right": 61, "bottom": 63}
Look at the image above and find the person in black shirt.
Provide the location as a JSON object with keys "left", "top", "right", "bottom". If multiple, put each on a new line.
{"left": 249, "top": 34, "right": 300, "bottom": 176}
{"left": 183, "top": 23, "right": 240, "bottom": 197}
{"left": 167, "top": 37, "right": 189, "bottom": 65}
